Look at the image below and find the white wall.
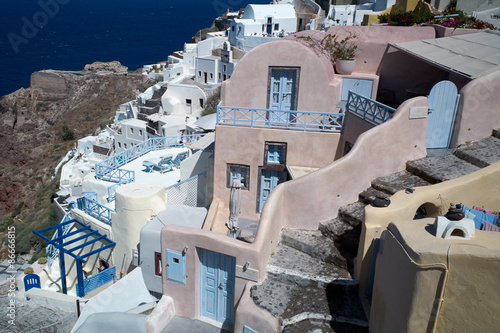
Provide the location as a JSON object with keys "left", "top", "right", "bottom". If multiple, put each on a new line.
{"left": 196, "top": 57, "right": 219, "bottom": 84}
{"left": 114, "top": 120, "right": 148, "bottom": 153}
{"left": 161, "top": 84, "right": 207, "bottom": 118}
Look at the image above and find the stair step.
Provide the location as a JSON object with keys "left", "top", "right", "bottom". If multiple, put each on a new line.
{"left": 454, "top": 136, "right": 500, "bottom": 168}
{"left": 280, "top": 229, "right": 347, "bottom": 268}
{"left": 406, "top": 155, "right": 480, "bottom": 184}
{"left": 338, "top": 202, "right": 366, "bottom": 227}
{"left": 319, "top": 218, "right": 354, "bottom": 240}
{"left": 268, "top": 244, "right": 351, "bottom": 286}
{"left": 358, "top": 187, "right": 390, "bottom": 205}
{"left": 372, "top": 170, "right": 431, "bottom": 194}
{"left": 251, "top": 277, "right": 366, "bottom": 323}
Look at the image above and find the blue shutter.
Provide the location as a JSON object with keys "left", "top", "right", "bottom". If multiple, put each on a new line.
{"left": 166, "top": 250, "right": 185, "bottom": 284}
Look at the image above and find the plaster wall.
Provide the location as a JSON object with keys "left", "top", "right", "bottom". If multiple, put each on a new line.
{"left": 162, "top": 84, "right": 206, "bottom": 117}
{"left": 356, "top": 161, "right": 500, "bottom": 298}
{"left": 111, "top": 183, "right": 166, "bottom": 273}
{"left": 161, "top": 226, "right": 262, "bottom": 322}
{"left": 196, "top": 57, "right": 219, "bottom": 84}
{"left": 275, "top": 97, "right": 428, "bottom": 230}
{"left": 450, "top": 71, "right": 500, "bottom": 147}
{"left": 179, "top": 150, "right": 212, "bottom": 181}
{"left": 370, "top": 218, "right": 500, "bottom": 332}
{"left": 222, "top": 37, "right": 339, "bottom": 112}
{"left": 213, "top": 125, "right": 341, "bottom": 217}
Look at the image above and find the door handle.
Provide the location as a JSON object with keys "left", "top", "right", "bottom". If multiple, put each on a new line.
{"left": 218, "top": 283, "right": 224, "bottom": 290}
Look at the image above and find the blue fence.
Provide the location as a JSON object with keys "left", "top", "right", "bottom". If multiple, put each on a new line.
{"left": 82, "top": 266, "right": 116, "bottom": 296}
{"left": 77, "top": 196, "right": 114, "bottom": 225}
{"left": 95, "top": 134, "right": 206, "bottom": 183}
{"left": 217, "top": 104, "right": 344, "bottom": 132}
{"left": 346, "top": 91, "right": 396, "bottom": 125}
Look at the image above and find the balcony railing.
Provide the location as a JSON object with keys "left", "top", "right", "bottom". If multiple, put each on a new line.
{"left": 95, "top": 134, "right": 205, "bottom": 183}
{"left": 346, "top": 91, "right": 396, "bottom": 125}
{"left": 217, "top": 104, "right": 344, "bottom": 133}
{"left": 82, "top": 266, "right": 116, "bottom": 297}
{"left": 77, "top": 196, "right": 114, "bottom": 225}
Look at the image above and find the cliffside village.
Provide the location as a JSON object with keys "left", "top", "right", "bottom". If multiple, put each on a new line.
{"left": 4, "top": 0, "right": 500, "bottom": 332}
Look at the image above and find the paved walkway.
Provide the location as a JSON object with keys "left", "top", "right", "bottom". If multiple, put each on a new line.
{"left": 161, "top": 317, "right": 230, "bottom": 333}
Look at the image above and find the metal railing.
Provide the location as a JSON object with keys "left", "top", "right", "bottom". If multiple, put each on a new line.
{"left": 76, "top": 196, "right": 114, "bottom": 225}
{"left": 165, "top": 172, "right": 207, "bottom": 207}
{"left": 46, "top": 212, "right": 72, "bottom": 272}
{"left": 346, "top": 91, "right": 396, "bottom": 125}
{"left": 82, "top": 266, "right": 116, "bottom": 296}
{"left": 95, "top": 134, "right": 205, "bottom": 183}
{"left": 217, "top": 104, "right": 344, "bottom": 132}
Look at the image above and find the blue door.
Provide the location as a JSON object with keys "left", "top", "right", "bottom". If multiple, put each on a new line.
{"left": 341, "top": 78, "right": 373, "bottom": 101}
{"left": 259, "top": 170, "right": 286, "bottom": 212}
{"left": 269, "top": 69, "right": 297, "bottom": 124}
{"left": 426, "top": 81, "right": 460, "bottom": 148}
{"left": 201, "top": 249, "right": 236, "bottom": 326}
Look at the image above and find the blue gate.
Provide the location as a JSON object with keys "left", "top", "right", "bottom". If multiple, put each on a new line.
{"left": 426, "top": 81, "right": 460, "bottom": 148}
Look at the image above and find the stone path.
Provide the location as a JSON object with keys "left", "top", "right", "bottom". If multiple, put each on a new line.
{"left": 252, "top": 130, "right": 500, "bottom": 332}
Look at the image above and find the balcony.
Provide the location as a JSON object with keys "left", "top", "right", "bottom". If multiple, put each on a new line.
{"left": 217, "top": 104, "right": 344, "bottom": 133}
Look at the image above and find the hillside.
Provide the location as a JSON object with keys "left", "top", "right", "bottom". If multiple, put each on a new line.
{"left": 0, "top": 62, "right": 147, "bottom": 261}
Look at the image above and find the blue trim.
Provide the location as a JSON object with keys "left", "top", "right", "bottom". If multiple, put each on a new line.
{"left": 166, "top": 250, "right": 185, "bottom": 284}
{"left": 346, "top": 91, "right": 395, "bottom": 126}
{"left": 244, "top": 326, "right": 258, "bottom": 333}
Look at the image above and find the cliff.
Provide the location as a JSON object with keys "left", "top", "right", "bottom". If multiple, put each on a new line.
{"left": 0, "top": 62, "right": 145, "bottom": 259}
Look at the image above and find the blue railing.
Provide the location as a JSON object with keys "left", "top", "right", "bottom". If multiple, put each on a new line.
{"left": 107, "top": 183, "right": 123, "bottom": 202}
{"left": 46, "top": 212, "right": 72, "bottom": 273}
{"left": 346, "top": 91, "right": 396, "bottom": 125}
{"left": 217, "top": 104, "right": 344, "bottom": 132}
{"left": 82, "top": 266, "right": 116, "bottom": 296}
{"left": 95, "top": 134, "right": 205, "bottom": 183}
{"left": 77, "top": 196, "right": 114, "bottom": 225}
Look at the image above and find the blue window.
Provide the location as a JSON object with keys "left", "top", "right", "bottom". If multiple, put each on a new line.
{"left": 265, "top": 142, "right": 286, "bottom": 165}
{"left": 228, "top": 164, "right": 249, "bottom": 190}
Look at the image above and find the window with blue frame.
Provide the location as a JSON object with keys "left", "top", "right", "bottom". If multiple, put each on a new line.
{"left": 227, "top": 164, "right": 250, "bottom": 190}
{"left": 265, "top": 142, "right": 287, "bottom": 167}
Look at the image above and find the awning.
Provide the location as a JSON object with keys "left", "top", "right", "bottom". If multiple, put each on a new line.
{"left": 390, "top": 30, "right": 500, "bottom": 79}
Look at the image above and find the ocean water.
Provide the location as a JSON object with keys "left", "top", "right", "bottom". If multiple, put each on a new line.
{"left": 0, "top": 0, "right": 270, "bottom": 97}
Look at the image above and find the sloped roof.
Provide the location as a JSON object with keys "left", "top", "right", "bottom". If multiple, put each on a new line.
{"left": 194, "top": 113, "right": 217, "bottom": 130}
{"left": 391, "top": 30, "right": 500, "bottom": 79}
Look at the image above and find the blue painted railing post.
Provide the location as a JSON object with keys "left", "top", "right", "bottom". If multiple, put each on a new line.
{"left": 59, "top": 247, "right": 67, "bottom": 294}
{"left": 76, "top": 260, "right": 85, "bottom": 297}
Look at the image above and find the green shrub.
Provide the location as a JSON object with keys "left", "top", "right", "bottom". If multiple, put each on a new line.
{"left": 62, "top": 123, "right": 75, "bottom": 141}
{"left": 202, "top": 87, "right": 221, "bottom": 116}
{"left": 37, "top": 257, "right": 47, "bottom": 264}
{"left": 24, "top": 267, "right": 34, "bottom": 275}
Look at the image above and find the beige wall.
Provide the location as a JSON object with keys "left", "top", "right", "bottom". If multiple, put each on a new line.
{"left": 213, "top": 125, "right": 341, "bottom": 218}
{"left": 450, "top": 70, "right": 500, "bottom": 147}
{"left": 222, "top": 37, "right": 339, "bottom": 112}
{"left": 277, "top": 97, "right": 428, "bottom": 230}
{"left": 356, "top": 161, "right": 500, "bottom": 298}
{"left": 370, "top": 218, "right": 500, "bottom": 333}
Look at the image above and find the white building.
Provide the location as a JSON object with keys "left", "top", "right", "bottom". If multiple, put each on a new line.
{"left": 195, "top": 41, "right": 238, "bottom": 85}
{"left": 145, "top": 113, "right": 188, "bottom": 138}
{"left": 114, "top": 118, "right": 148, "bottom": 153}
{"left": 161, "top": 82, "right": 207, "bottom": 118}
{"left": 324, "top": 0, "right": 396, "bottom": 28}
{"left": 229, "top": 3, "right": 297, "bottom": 51}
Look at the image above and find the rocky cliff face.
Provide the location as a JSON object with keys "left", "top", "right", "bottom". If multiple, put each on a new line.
{"left": 0, "top": 63, "right": 144, "bottom": 223}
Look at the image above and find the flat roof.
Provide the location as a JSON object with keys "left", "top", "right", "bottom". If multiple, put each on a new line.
{"left": 391, "top": 30, "right": 500, "bottom": 79}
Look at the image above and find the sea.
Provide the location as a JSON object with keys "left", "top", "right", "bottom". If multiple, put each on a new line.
{"left": 0, "top": 0, "right": 271, "bottom": 97}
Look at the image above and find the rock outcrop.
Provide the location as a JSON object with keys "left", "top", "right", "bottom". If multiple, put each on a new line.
{"left": 83, "top": 61, "right": 128, "bottom": 74}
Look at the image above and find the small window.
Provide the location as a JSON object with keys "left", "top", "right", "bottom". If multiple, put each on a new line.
{"left": 274, "top": 23, "right": 279, "bottom": 31}
{"left": 186, "top": 99, "right": 192, "bottom": 106}
{"left": 232, "top": 25, "right": 235, "bottom": 31}
{"left": 265, "top": 142, "right": 287, "bottom": 166}
{"left": 267, "top": 17, "right": 272, "bottom": 24}
{"left": 198, "top": 71, "right": 202, "bottom": 77}
{"left": 118, "top": 142, "right": 121, "bottom": 148}
{"left": 223, "top": 65, "right": 227, "bottom": 72}
{"left": 130, "top": 128, "right": 134, "bottom": 134}
{"left": 262, "top": 24, "right": 265, "bottom": 32}
{"left": 223, "top": 74, "right": 227, "bottom": 81}
{"left": 154, "top": 252, "right": 162, "bottom": 276}
{"left": 227, "top": 164, "right": 250, "bottom": 190}
{"left": 200, "top": 98, "right": 204, "bottom": 108}
{"left": 218, "top": 73, "right": 221, "bottom": 80}
{"left": 210, "top": 73, "right": 213, "bottom": 80}
{"left": 124, "top": 143, "right": 127, "bottom": 149}
{"left": 139, "top": 129, "right": 143, "bottom": 136}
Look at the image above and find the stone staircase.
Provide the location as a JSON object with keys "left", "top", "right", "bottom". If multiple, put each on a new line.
{"left": 251, "top": 130, "right": 500, "bottom": 332}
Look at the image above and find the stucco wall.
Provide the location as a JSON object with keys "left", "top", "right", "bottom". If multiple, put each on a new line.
{"left": 222, "top": 37, "right": 339, "bottom": 112}
{"left": 276, "top": 96, "right": 428, "bottom": 230}
{"left": 370, "top": 218, "right": 500, "bottom": 333}
{"left": 450, "top": 70, "right": 500, "bottom": 147}
{"left": 356, "top": 161, "right": 500, "bottom": 298}
{"left": 213, "top": 125, "right": 342, "bottom": 218}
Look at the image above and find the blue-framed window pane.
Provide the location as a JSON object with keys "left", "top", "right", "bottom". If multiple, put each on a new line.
{"left": 228, "top": 164, "right": 250, "bottom": 190}
{"left": 267, "top": 144, "right": 284, "bottom": 164}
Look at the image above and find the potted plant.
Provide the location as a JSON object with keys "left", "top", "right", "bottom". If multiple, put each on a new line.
{"left": 297, "top": 33, "right": 358, "bottom": 75}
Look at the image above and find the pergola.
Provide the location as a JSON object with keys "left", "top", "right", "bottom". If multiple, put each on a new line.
{"left": 33, "top": 219, "right": 116, "bottom": 297}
